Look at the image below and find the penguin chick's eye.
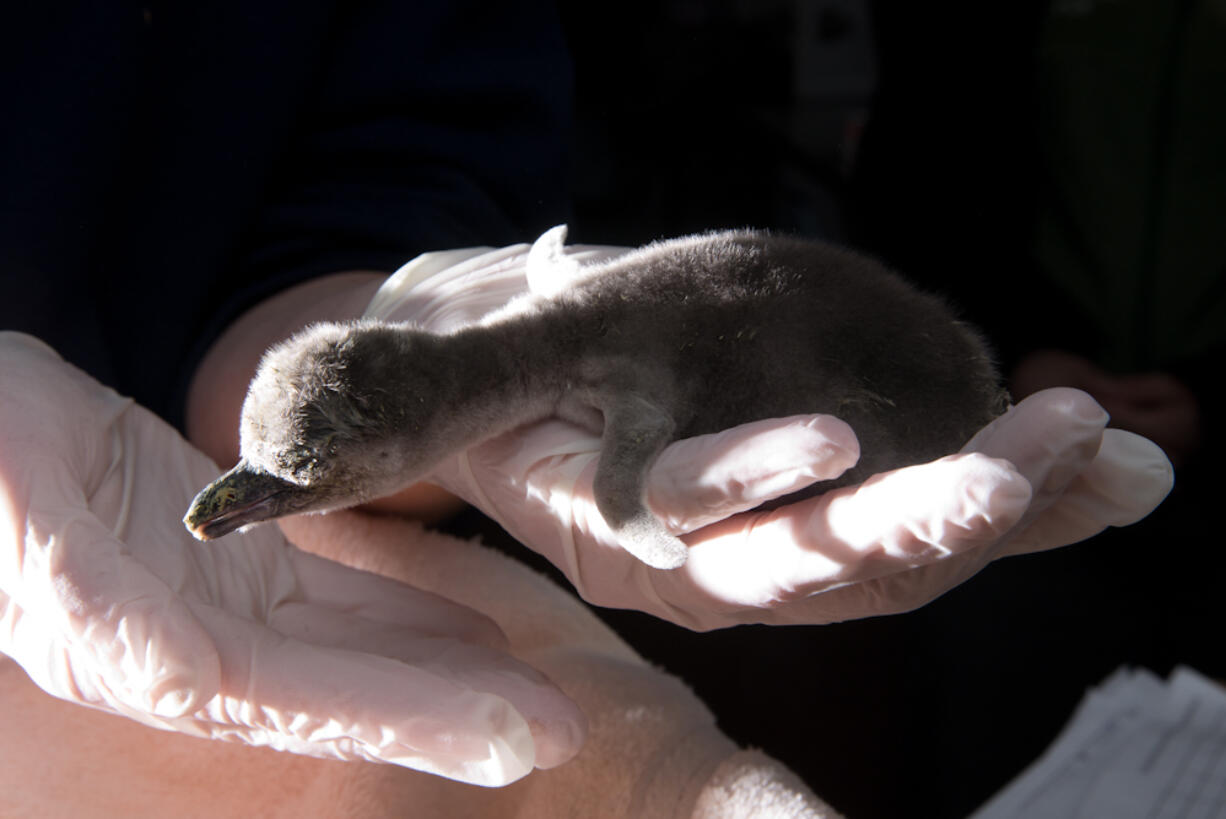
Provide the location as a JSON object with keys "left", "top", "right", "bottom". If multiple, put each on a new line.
{"left": 280, "top": 444, "right": 329, "bottom": 484}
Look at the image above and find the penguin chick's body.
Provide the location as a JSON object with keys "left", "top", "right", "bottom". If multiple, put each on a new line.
{"left": 185, "top": 231, "right": 1009, "bottom": 569}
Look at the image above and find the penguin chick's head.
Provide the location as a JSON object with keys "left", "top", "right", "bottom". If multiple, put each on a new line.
{"left": 185, "top": 320, "right": 437, "bottom": 540}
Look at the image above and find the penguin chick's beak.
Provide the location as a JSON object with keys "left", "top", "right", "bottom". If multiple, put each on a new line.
{"left": 184, "top": 462, "right": 300, "bottom": 540}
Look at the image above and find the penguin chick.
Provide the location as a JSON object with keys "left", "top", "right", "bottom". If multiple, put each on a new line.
{"left": 184, "top": 230, "right": 1009, "bottom": 569}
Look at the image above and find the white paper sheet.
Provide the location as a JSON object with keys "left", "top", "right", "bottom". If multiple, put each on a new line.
{"left": 971, "top": 666, "right": 1226, "bottom": 819}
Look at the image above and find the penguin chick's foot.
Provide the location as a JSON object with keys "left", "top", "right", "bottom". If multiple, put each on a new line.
{"left": 610, "top": 511, "right": 689, "bottom": 570}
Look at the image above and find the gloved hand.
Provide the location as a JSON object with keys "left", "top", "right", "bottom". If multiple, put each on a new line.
{"left": 429, "top": 389, "right": 1170, "bottom": 630}
{"left": 0, "top": 493, "right": 843, "bottom": 819}
{"left": 0, "top": 332, "right": 585, "bottom": 785}
{"left": 370, "top": 230, "right": 1174, "bottom": 630}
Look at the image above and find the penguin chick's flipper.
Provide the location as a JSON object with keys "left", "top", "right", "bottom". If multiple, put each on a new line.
{"left": 591, "top": 393, "right": 687, "bottom": 569}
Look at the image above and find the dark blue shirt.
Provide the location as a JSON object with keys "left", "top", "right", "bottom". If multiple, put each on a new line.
{"left": 1, "top": 0, "right": 572, "bottom": 427}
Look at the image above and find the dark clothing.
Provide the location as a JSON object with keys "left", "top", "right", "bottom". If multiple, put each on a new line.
{"left": 1, "top": 0, "right": 572, "bottom": 428}
{"left": 851, "top": 0, "right": 1225, "bottom": 443}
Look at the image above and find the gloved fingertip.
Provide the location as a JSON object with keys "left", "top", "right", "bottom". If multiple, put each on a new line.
{"left": 362, "top": 698, "right": 538, "bottom": 785}
{"left": 966, "top": 388, "right": 1109, "bottom": 502}
{"left": 798, "top": 413, "right": 859, "bottom": 456}
{"left": 0, "top": 331, "right": 62, "bottom": 361}
{"left": 790, "top": 414, "right": 861, "bottom": 481}
{"left": 529, "top": 707, "right": 589, "bottom": 769}
{"left": 1094, "top": 429, "right": 1175, "bottom": 523}
{"left": 1024, "top": 386, "right": 1109, "bottom": 425}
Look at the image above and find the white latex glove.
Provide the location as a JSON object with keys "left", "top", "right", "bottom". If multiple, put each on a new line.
{"left": 0, "top": 504, "right": 841, "bottom": 819}
{"left": 0, "top": 332, "right": 585, "bottom": 785}
{"left": 372, "top": 229, "right": 1175, "bottom": 631}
